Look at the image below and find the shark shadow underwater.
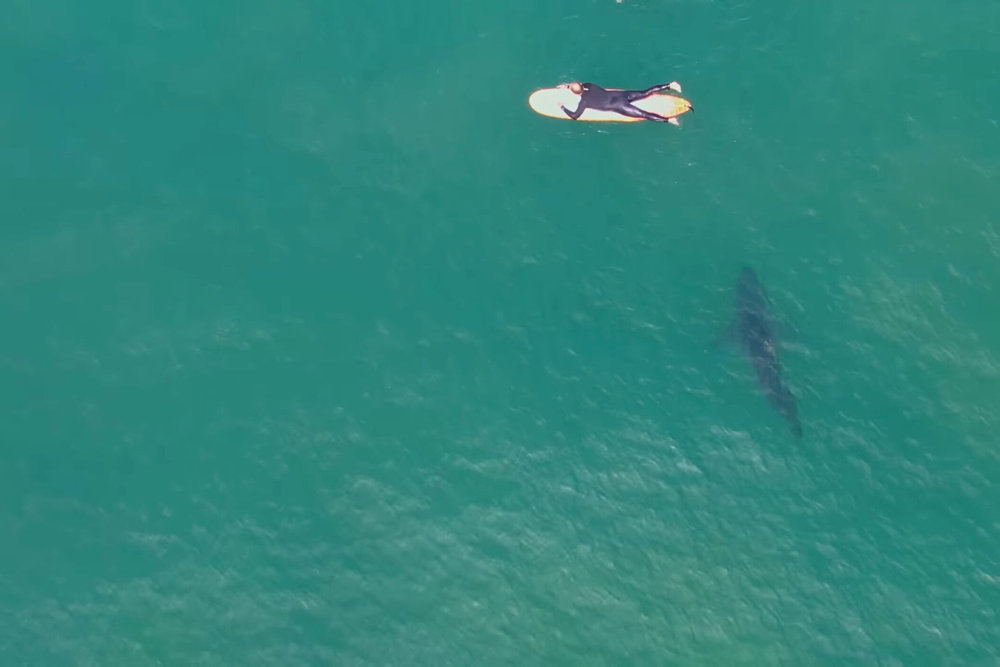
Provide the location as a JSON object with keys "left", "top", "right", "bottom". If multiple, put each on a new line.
{"left": 718, "top": 266, "right": 802, "bottom": 437}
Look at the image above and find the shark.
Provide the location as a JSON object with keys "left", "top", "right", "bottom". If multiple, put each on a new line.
{"left": 721, "top": 266, "right": 802, "bottom": 437}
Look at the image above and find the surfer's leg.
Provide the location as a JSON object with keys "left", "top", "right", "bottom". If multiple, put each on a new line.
{"left": 625, "top": 82, "right": 681, "bottom": 102}
{"left": 615, "top": 102, "right": 672, "bottom": 122}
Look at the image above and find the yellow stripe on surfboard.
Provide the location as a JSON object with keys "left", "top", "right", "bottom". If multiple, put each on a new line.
{"left": 527, "top": 86, "right": 691, "bottom": 123}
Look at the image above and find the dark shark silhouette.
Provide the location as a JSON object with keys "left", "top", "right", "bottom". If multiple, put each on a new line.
{"left": 721, "top": 266, "right": 802, "bottom": 437}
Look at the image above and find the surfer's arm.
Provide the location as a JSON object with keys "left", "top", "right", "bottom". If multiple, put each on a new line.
{"left": 560, "top": 100, "right": 585, "bottom": 120}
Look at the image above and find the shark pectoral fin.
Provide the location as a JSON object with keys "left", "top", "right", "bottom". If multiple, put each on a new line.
{"left": 774, "top": 316, "right": 804, "bottom": 346}
{"left": 711, "top": 320, "right": 738, "bottom": 350}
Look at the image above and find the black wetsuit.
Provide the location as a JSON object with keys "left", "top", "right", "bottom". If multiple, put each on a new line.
{"left": 561, "top": 82, "right": 676, "bottom": 122}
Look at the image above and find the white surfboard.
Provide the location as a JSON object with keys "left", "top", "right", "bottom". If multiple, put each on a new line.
{"left": 528, "top": 84, "right": 691, "bottom": 123}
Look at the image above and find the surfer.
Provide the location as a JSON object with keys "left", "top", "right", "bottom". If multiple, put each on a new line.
{"left": 559, "top": 81, "right": 684, "bottom": 122}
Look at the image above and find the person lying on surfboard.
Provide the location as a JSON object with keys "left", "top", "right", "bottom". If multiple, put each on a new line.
{"left": 558, "top": 81, "right": 684, "bottom": 123}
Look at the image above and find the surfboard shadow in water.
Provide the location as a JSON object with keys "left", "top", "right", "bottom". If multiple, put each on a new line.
{"left": 719, "top": 266, "right": 802, "bottom": 437}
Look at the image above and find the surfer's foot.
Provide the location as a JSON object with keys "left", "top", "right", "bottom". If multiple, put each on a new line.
{"left": 666, "top": 81, "right": 682, "bottom": 94}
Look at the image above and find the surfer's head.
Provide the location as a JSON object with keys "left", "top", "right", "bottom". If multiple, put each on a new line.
{"left": 568, "top": 82, "right": 582, "bottom": 95}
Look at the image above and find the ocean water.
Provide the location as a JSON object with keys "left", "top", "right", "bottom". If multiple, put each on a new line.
{"left": 3, "top": 0, "right": 1000, "bottom": 663}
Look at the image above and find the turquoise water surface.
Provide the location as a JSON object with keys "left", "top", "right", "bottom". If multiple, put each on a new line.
{"left": 3, "top": 0, "right": 1000, "bottom": 663}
